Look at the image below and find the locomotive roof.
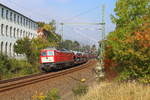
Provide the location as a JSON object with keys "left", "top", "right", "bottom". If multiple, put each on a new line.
{"left": 58, "top": 49, "right": 73, "bottom": 53}
{"left": 43, "top": 47, "right": 57, "bottom": 50}
{"left": 42, "top": 47, "right": 73, "bottom": 53}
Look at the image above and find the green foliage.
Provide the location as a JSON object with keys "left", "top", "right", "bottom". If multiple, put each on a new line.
{"left": 60, "top": 40, "right": 80, "bottom": 51}
{"left": 12, "top": 20, "right": 62, "bottom": 79}
{"left": 112, "top": 0, "right": 150, "bottom": 27}
{"left": 37, "top": 22, "right": 45, "bottom": 28}
{"left": 32, "top": 37, "right": 56, "bottom": 63}
{"left": 0, "top": 54, "right": 12, "bottom": 79}
{"left": 0, "top": 53, "right": 38, "bottom": 80}
{"left": 37, "top": 20, "right": 61, "bottom": 44}
{"left": 72, "top": 83, "right": 88, "bottom": 96}
{"left": 32, "top": 89, "right": 60, "bottom": 100}
{"left": 39, "top": 20, "right": 56, "bottom": 33}
{"left": 1, "top": 20, "right": 62, "bottom": 80}
{"left": 104, "top": 0, "right": 150, "bottom": 83}
{"left": 14, "top": 37, "right": 57, "bottom": 65}
{"left": 14, "top": 37, "right": 36, "bottom": 64}
{"left": 45, "top": 88, "right": 60, "bottom": 100}
{"left": 10, "top": 59, "right": 39, "bottom": 77}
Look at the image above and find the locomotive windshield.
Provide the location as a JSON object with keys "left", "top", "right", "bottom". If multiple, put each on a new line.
{"left": 47, "top": 51, "right": 54, "bottom": 56}
{"left": 41, "top": 51, "right": 46, "bottom": 56}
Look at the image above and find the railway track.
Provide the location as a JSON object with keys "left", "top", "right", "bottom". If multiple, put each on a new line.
{"left": 0, "top": 60, "right": 95, "bottom": 93}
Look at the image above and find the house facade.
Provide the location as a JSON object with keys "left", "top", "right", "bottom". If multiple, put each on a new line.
{"left": 0, "top": 3, "right": 38, "bottom": 58}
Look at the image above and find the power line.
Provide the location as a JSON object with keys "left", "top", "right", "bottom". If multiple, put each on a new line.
{"left": 59, "top": 5, "right": 105, "bottom": 42}
{"left": 62, "top": 6, "right": 100, "bottom": 22}
{"left": 63, "top": 25, "right": 99, "bottom": 43}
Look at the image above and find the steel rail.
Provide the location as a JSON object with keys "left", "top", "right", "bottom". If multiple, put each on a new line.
{"left": 0, "top": 73, "right": 45, "bottom": 84}
{"left": 0, "top": 60, "right": 95, "bottom": 93}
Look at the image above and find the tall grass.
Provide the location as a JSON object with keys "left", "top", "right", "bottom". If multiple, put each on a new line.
{"left": 76, "top": 82, "right": 150, "bottom": 100}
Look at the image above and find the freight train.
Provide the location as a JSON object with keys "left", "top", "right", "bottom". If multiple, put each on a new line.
{"left": 40, "top": 47, "right": 97, "bottom": 72}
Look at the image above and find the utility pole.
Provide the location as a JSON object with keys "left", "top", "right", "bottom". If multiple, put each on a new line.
{"left": 100, "top": 5, "right": 105, "bottom": 67}
{"left": 60, "top": 5, "right": 105, "bottom": 56}
{"left": 60, "top": 23, "right": 64, "bottom": 43}
{"left": 95, "top": 5, "right": 106, "bottom": 81}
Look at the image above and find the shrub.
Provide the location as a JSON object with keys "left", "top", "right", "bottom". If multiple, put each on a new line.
{"left": 0, "top": 54, "right": 12, "bottom": 79}
{"left": 32, "top": 89, "right": 60, "bottom": 100}
{"left": 0, "top": 53, "right": 40, "bottom": 80}
{"left": 72, "top": 83, "right": 88, "bottom": 96}
{"left": 45, "top": 88, "right": 60, "bottom": 100}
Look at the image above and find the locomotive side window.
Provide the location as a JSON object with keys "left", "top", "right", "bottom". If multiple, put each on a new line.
{"left": 47, "top": 51, "right": 54, "bottom": 56}
{"left": 41, "top": 51, "right": 46, "bottom": 56}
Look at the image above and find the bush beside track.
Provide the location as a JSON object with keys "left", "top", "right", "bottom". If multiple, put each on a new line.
{"left": 0, "top": 53, "right": 40, "bottom": 80}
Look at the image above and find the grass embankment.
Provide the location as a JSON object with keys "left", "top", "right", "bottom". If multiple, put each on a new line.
{"left": 77, "top": 82, "right": 150, "bottom": 100}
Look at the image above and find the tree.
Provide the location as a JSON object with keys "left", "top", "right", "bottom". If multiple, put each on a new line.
{"left": 49, "top": 20, "right": 56, "bottom": 33}
{"left": 61, "top": 40, "right": 73, "bottom": 50}
{"left": 59, "top": 40, "right": 80, "bottom": 51}
{"left": 37, "top": 22, "right": 45, "bottom": 27}
{"left": 14, "top": 37, "right": 56, "bottom": 65}
{"left": 81, "top": 45, "right": 91, "bottom": 53}
{"left": 112, "top": 0, "right": 150, "bottom": 28}
{"left": 14, "top": 38, "right": 35, "bottom": 64}
{"left": 72, "top": 41, "right": 80, "bottom": 51}
{"left": 104, "top": 0, "right": 150, "bottom": 82}
{"left": 91, "top": 44, "right": 97, "bottom": 54}
{"left": 37, "top": 20, "right": 61, "bottom": 46}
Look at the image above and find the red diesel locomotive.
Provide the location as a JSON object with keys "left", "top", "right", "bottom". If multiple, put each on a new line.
{"left": 40, "top": 47, "right": 94, "bottom": 72}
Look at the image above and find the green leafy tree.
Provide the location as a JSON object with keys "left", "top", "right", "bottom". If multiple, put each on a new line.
{"left": 61, "top": 40, "right": 73, "bottom": 50}
{"left": 111, "top": 0, "right": 150, "bottom": 28}
{"left": 37, "top": 20, "right": 61, "bottom": 46}
{"left": 37, "top": 22, "right": 45, "bottom": 27}
{"left": 72, "top": 41, "right": 80, "bottom": 51}
{"left": 14, "top": 37, "right": 56, "bottom": 65}
{"left": 91, "top": 44, "right": 97, "bottom": 54}
{"left": 14, "top": 37, "right": 35, "bottom": 64}
{"left": 104, "top": 0, "right": 150, "bottom": 82}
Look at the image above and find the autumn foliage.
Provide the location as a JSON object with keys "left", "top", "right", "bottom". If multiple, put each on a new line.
{"left": 104, "top": 0, "right": 150, "bottom": 83}
{"left": 104, "top": 20, "right": 150, "bottom": 83}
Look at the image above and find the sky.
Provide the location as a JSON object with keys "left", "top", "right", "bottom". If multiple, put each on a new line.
{"left": 0, "top": 0, "right": 117, "bottom": 46}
